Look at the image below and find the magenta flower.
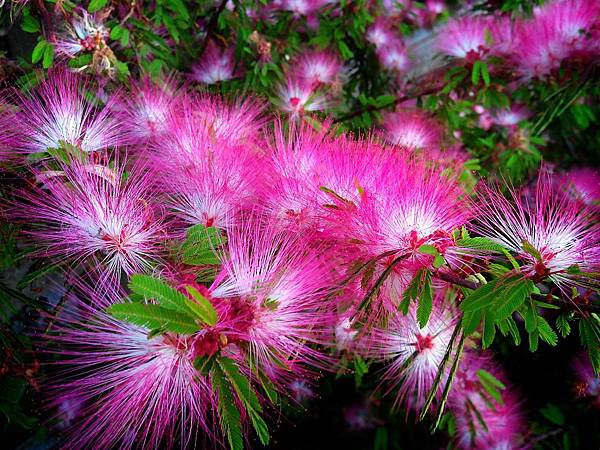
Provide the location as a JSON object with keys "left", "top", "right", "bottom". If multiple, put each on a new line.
{"left": 449, "top": 352, "right": 526, "bottom": 450}
{"left": 191, "top": 41, "right": 237, "bottom": 84}
{"left": 474, "top": 169, "right": 600, "bottom": 290}
{"left": 209, "top": 216, "right": 334, "bottom": 383}
{"left": 376, "top": 39, "right": 411, "bottom": 73}
{"left": 369, "top": 295, "right": 459, "bottom": 411}
{"left": 492, "top": 103, "right": 532, "bottom": 127}
{"left": 0, "top": 102, "right": 23, "bottom": 163}
{"left": 260, "top": 122, "right": 390, "bottom": 231}
{"left": 512, "top": 0, "right": 600, "bottom": 78}
{"left": 437, "top": 16, "right": 494, "bottom": 60}
{"left": 340, "top": 156, "right": 470, "bottom": 261}
{"left": 275, "top": 76, "right": 331, "bottom": 118}
{"left": 162, "top": 143, "right": 261, "bottom": 230}
{"left": 573, "top": 352, "right": 600, "bottom": 407}
{"left": 382, "top": 109, "right": 443, "bottom": 151}
{"left": 557, "top": 167, "right": 600, "bottom": 205}
{"left": 14, "top": 159, "right": 165, "bottom": 282}
{"left": 294, "top": 49, "right": 345, "bottom": 86}
{"left": 45, "top": 286, "right": 214, "bottom": 449}
{"left": 121, "top": 77, "right": 180, "bottom": 142}
{"left": 151, "top": 94, "right": 264, "bottom": 169}
{"left": 366, "top": 18, "right": 396, "bottom": 49}
{"left": 13, "top": 70, "right": 126, "bottom": 156}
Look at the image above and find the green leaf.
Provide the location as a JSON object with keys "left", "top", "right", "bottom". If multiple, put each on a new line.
{"left": 494, "top": 279, "right": 533, "bottom": 321}
{"left": 528, "top": 329, "right": 539, "bottom": 352}
{"left": 184, "top": 286, "right": 218, "bottom": 326}
{"left": 482, "top": 312, "right": 496, "bottom": 348}
{"left": 540, "top": 403, "right": 565, "bottom": 426}
{"left": 217, "top": 357, "right": 262, "bottom": 412}
{"left": 462, "top": 309, "right": 483, "bottom": 335}
{"left": 523, "top": 299, "right": 538, "bottom": 333}
{"left": 217, "top": 357, "right": 269, "bottom": 445}
{"left": 579, "top": 317, "right": 600, "bottom": 374}
{"left": 417, "top": 244, "right": 438, "bottom": 256}
{"left": 472, "top": 60, "right": 481, "bottom": 86}
{"left": 460, "top": 278, "right": 500, "bottom": 313}
{"left": 476, "top": 369, "right": 505, "bottom": 404}
{"left": 476, "top": 368, "right": 506, "bottom": 390}
{"left": 522, "top": 240, "right": 542, "bottom": 262}
{"left": 110, "top": 25, "right": 124, "bottom": 40}
{"left": 42, "top": 44, "right": 55, "bottom": 69}
{"left": 212, "top": 364, "right": 244, "bottom": 450}
{"left": 88, "top": 0, "right": 108, "bottom": 12}
{"left": 433, "top": 254, "right": 446, "bottom": 268}
{"left": 457, "top": 237, "right": 506, "bottom": 252}
{"left": 556, "top": 313, "right": 572, "bottom": 338}
{"left": 31, "top": 40, "right": 46, "bottom": 64}
{"left": 106, "top": 303, "right": 199, "bottom": 334}
{"left": 21, "top": 15, "right": 41, "bottom": 33}
{"left": 128, "top": 274, "right": 191, "bottom": 314}
{"left": 354, "top": 355, "right": 370, "bottom": 387}
{"left": 537, "top": 316, "right": 558, "bottom": 346}
{"left": 182, "top": 225, "right": 226, "bottom": 265}
{"left": 417, "top": 271, "right": 433, "bottom": 328}
{"left": 120, "top": 29, "right": 130, "bottom": 47}
{"left": 400, "top": 268, "right": 426, "bottom": 314}
{"left": 374, "top": 427, "right": 388, "bottom": 450}
{"left": 480, "top": 62, "right": 490, "bottom": 86}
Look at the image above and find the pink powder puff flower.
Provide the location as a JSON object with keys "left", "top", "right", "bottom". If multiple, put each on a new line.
{"left": 533, "top": 0, "right": 600, "bottom": 51}
{"left": 366, "top": 18, "right": 396, "bottom": 48}
{"left": 0, "top": 102, "right": 23, "bottom": 163}
{"left": 557, "top": 167, "right": 600, "bottom": 205}
{"left": 209, "top": 216, "right": 334, "bottom": 383}
{"left": 369, "top": 294, "right": 459, "bottom": 411}
{"left": 376, "top": 39, "right": 411, "bottom": 73}
{"left": 294, "top": 49, "right": 345, "bottom": 86}
{"left": 13, "top": 70, "right": 127, "bottom": 156}
{"left": 492, "top": 103, "right": 532, "bottom": 127}
{"left": 426, "top": 0, "right": 446, "bottom": 16}
{"left": 335, "top": 316, "right": 359, "bottom": 352}
{"left": 289, "top": 379, "right": 317, "bottom": 402}
{"left": 512, "top": 0, "right": 600, "bottom": 78}
{"left": 573, "top": 352, "right": 600, "bottom": 407}
{"left": 449, "top": 352, "right": 526, "bottom": 450}
{"left": 340, "top": 156, "right": 470, "bottom": 262}
{"left": 152, "top": 94, "right": 265, "bottom": 166}
{"left": 55, "top": 10, "right": 109, "bottom": 58}
{"left": 191, "top": 41, "right": 236, "bottom": 84}
{"left": 121, "top": 77, "right": 180, "bottom": 142}
{"left": 44, "top": 285, "right": 215, "bottom": 449}
{"left": 161, "top": 143, "right": 260, "bottom": 230}
{"left": 275, "top": 76, "right": 331, "bottom": 119}
{"left": 13, "top": 158, "right": 165, "bottom": 282}
{"left": 473, "top": 169, "right": 600, "bottom": 291}
{"left": 437, "top": 16, "right": 494, "bottom": 60}
{"left": 280, "top": 0, "right": 335, "bottom": 16}
{"left": 260, "top": 121, "right": 391, "bottom": 231}
{"left": 343, "top": 401, "right": 379, "bottom": 431}
{"left": 382, "top": 109, "right": 443, "bottom": 151}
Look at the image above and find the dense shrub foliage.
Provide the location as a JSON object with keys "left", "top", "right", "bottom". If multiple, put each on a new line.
{"left": 0, "top": 0, "right": 600, "bottom": 449}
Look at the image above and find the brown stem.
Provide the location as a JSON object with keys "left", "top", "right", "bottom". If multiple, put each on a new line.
{"left": 333, "top": 85, "right": 440, "bottom": 124}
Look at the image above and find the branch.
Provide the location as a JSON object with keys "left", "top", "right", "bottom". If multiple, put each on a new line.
{"left": 333, "top": 85, "right": 440, "bottom": 123}
{"left": 435, "top": 271, "right": 600, "bottom": 313}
